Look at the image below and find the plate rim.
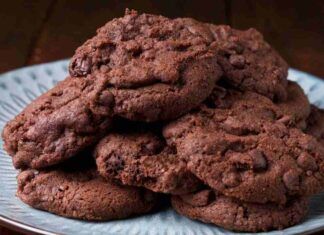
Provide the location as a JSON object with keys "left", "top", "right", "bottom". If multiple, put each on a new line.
{"left": 0, "top": 214, "right": 56, "bottom": 235}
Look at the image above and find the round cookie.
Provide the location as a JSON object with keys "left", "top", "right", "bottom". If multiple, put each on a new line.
{"left": 306, "top": 106, "right": 324, "bottom": 145}
{"left": 69, "top": 9, "right": 222, "bottom": 121}
{"left": 17, "top": 167, "right": 158, "bottom": 221}
{"left": 94, "top": 131, "right": 201, "bottom": 195}
{"left": 2, "top": 10, "right": 222, "bottom": 169}
{"left": 69, "top": 10, "right": 288, "bottom": 122}
{"left": 172, "top": 189, "right": 308, "bottom": 232}
{"left": 2, "top": 10, "right": 290, "bottom": 170}
{"left": 208, "top": 24, "right": 289, "bottom": 101}
{"left": 164, "top": 83, "right": 323, "bottom": 204}
{"left": 2, "top": 76, "right": 113, "bottom": 169}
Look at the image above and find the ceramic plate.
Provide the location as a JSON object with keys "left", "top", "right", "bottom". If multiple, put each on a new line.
{"left": 0, "top": 60, "right": 324, "bottom": 235}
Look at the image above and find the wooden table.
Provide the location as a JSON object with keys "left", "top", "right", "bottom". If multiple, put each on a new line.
{"left": 0, "top": 0, "right": 323, "bottom": 234}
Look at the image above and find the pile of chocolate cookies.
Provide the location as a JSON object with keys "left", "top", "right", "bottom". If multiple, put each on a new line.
{"left": 2, "top": 10, "right": 324, "bottom": 232}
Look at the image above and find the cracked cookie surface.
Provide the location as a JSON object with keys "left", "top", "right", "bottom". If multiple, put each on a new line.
{"left": 208, "top": 24, "right": 288, "bottom": 100}
{"left": 69, "top": 10, "right": 288, "bottom": 123}
{"left": 2, "top": 10, "right": 290, "bottom": 169}
{"left": 94, "top": 130, "right": 201, "bottom": 195}
{"left": 17, "top": 159, "right": 158, "bottom": 220}
{"left": 172, "top": 189, "right": 308, "bottom": 232}
{"left": 164, "top": 82, "right": 323, "bottom": 204}
{"left": 2, "top": 77, "right": 113, "bottom": 169}
{"left": 69, "top": 9, "right": 222, "bottom": 121}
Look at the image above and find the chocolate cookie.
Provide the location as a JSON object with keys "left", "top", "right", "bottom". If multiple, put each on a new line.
{"left": 69, "top": 10, "right": 288, "bottom": 122}
{"left": 277, "top": 82, "right": 310, "bottom": 129}
{"left": 17, "top": 167, "right": 157, "bottom": 220}
{"left": 69, "top": 9, "right": 222, "bottom": 121}
{"left": 2, "top": 77, "right": 113, "bottom": 169}
{"left": 208, "top": 24, "right": 288, "bottom": 100}
{"left": 172, "top": 189, "right": 308, "bottom": 232}
{"left": 2, "top": 10, "right": 289, "bottom": 169}
{"left": 164, "top": 82, "right": 323, "bottom": 204}
{"left": 2, "top": 11, "right": 222, "bottom": 169}
{"left": 306, "top": 106, "right": 324, "bottom": 145}
{"left": 94, "top": 131, "right": 201, "bottom": 194}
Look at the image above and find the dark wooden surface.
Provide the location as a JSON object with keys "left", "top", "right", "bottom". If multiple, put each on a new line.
{"left": 0, "top": 0, "right": 323, "bottom": 234}
{"left": 0, "top": 227, "right": 21, "bottom": 235}
{"left": 0, "top": 0, "right": 324, "bottom": 78}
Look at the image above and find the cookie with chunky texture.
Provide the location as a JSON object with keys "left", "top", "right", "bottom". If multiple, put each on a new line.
{"left": 94, "top": 131, "right": 201, "bottom": 194}
{"left": 70, "top": 9, "right": 222, "bottom": 121}
{"left": 172, "top": 189, "right": 308, "bottom": 232}
{"left": 208, "top": 24, "right": 288, "bottom": 100}
{"left": 17, "top": 167, "right": 157, "bottom": 221}
{"left": 164, "top": 82, "right": 323, "bottom": 204}
{"left": 2, "top": 77, "right": 113, "bottom": 169}
{"left": 70, "top": 10, "right": 288, "bottom": 123}
{"left": 2, "top": 10, "right": 222, "bottom": 169}
{"left": 2, "top": 10, "right": 289, "bottom": 169}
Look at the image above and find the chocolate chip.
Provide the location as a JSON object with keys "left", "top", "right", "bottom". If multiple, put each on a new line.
{"left": 105, "top": 154, "right": 125, "bottom": 175}
{"left": 249, "top": 149, "right": 267, "bottom": 171}
{"left": 99, "top": 44, "right": 115, "bottom": 62}
{"left": 222, "top": 117, "right": 241, "bottom": 134}
{"left": 140, "top": 141, "right": 162, "bottom": 155}
{"left": 186, "top": 23, "right": 214, "bottom": 43}
{"left": 222, "top": 117, "right": 258, "bottom": 136}
{"left": 277, "top": 115, "right": 292, "bottom": 125}
{"left": 299, "top": 138, "right": 317, "bottom": 152}
{"left": 18, "top": 170, "right": 36, "bottom": 188}
{"left": 142, "top": 50, "right": 156, "bottom": 60}
{"left": 98, "top": 90, "right": 114, "bottom": 107}
{"left": 99, "top": 65, "right": 110, "bottom": 73}
{"left": 297, "top": 152, "right": 318, "bottom": 171}
{"left": 125, "top": 40, "right": 142, "bottom": 57}
{"left": 205, "top": 86, "right": 228, "bottom": 108}
{"left": 230, "top": 153, "right": 256, "bottom": 171}
{"left": 220, "top": 41, "right": 244, "bottom": 54}
{"left": 283, "top": 169, "right": 300, "bottom": 191}
{"left": 222, "top": 171, "right": 241, "bottom": 187}
{"left": 71, "top": 57, "right": 91, "bottom": 76}
{"left": 229, "top": 55, "right": 245, "bottom": 69}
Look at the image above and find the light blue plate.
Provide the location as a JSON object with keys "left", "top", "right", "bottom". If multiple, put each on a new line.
{"left": 0, "top": 60, "right": 323, "bottom": 235}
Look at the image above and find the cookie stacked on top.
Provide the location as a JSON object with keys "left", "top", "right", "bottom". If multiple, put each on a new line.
{"left": 2, "top": 10, "right": 324, "bottom": 232}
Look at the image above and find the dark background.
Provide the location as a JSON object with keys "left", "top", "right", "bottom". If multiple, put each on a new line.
{"left": 0, "top": 0, "right": 323, "bottom": 234}
{"left": 0, "top": 0, "right": 324, "bottom": 78}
